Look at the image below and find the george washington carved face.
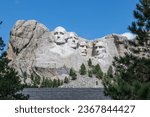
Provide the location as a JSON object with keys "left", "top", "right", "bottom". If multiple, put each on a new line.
{"left": 54, "top": 26, "right": 67, "bottom": 44}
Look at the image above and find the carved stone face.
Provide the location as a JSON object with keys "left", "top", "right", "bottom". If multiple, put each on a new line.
{"left": 95, "top": 41, "right": 106, "bottom": 58}
{"left": 54, "top": 26, "right": 66, "bottom": 44}
{"left": 79, "top": 41, "right": 88, "bottom": 56}
{"left": 67, "top": 32, "right": 78, "bottom": 49}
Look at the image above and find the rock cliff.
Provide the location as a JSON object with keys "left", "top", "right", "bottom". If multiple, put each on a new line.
{"left": 7, "top": 20, "right": 131, "bottom": 85}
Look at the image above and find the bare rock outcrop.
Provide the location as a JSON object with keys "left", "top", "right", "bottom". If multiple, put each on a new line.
{"left": 7, "top": 20, "right": 130, "bottom": 85}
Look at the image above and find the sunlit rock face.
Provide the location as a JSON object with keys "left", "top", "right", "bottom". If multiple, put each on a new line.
{"left": 67, "top": 32, "right": 79, "bottom": 49}
{"left": 10, "top": 20, "right": 49, "bottom": 54}
{"left": 92, "top": 40, "right": 113, "bottom": 72}
{"left": 94, "top": 41, "right": 107, "bottom": 59}
{"left": 53, "top": 26, "right": 67, "bottom": 45}
{"left": 79, "top": 41, "right": 88, "bottom": 56}
{"left": 7, "top": 20, "right": 131, "bottom": 84}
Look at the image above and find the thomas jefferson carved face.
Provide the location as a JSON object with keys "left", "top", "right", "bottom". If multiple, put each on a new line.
{"left": 54, "top": 26, "right": 66, "bottom": 44}
{"left": 79, "top": 41, "right": 88, "bottom": 56}
{"left": 67, "top": 32, "right": 78, "bottom": 49}
{"left": 95, "top": 41, "right": 106, "bottom": 58}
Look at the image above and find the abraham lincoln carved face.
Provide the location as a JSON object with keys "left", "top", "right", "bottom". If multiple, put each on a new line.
{"left": 94, "top": 41, "right": 106, "bottom": 58}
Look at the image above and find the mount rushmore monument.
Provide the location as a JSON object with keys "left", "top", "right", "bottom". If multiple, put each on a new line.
{"left": 7, "top": 20, "right": 132, "bottom": 84}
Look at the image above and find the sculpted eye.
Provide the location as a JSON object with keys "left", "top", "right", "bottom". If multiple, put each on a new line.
{"left": 60, "top": 32, "right": 64, "bottom": 35}
{"left": 54, "top": 32, "right": 58, "bottom": 35}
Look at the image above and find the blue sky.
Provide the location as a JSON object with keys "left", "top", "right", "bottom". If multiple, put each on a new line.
{"left": 0, "top": 0, "right": 139, "bottom": 46}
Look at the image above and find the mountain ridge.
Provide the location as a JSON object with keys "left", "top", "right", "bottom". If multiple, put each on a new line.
{"left": 7, "top": 20, "right": 133, "bottom": 87}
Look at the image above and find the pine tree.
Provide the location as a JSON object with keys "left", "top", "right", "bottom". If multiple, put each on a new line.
{"left": 69, "top": 68, "right": 74, "bottom": 76}
{"left": 93, "top": 64, "right": 103, "bottom": 79}
{"left": 52, "top": 79, "right": 58, "bottom": 87}
{"left": 79, "top": 63, "right": 86, "bottom": 75}
{"left": 88, "top": 70, "right": 92, "bottom": 77}
{"left": 64, "top": 77, "right": 69, "bottom": 83}
{"left": 0, "top": 22, "right": 28, "bottom": 99}
{"left": 71, "top": 72, "right": 77, "bottom": 80}
{"left": 57, "top": 79, "right": 61, "bottom": 86}
{"left": 69, "top": 68, "right": 77, "bottom": 80}
{"left": 128, "top": 0, "right": 150, "bottom": 46}
{"left": 0, "top": 37, "right": 5, "bottom": 51}
{"left": 41, "top": 78, "right": 52, "bottom": 88}
{"left": 107, "top": 66, "right": 113, "bottom": 78}
{"left": 103, "top": 0, "right": 150, "bottom": 99}
{"left": 31, "top": 74, "right": 41, "bottom": 87}
{"left": 0, "top": 23, "right": 5, "bottom": 52}
{"left": 88, "top": 58, "right": 92, "bottom": 67}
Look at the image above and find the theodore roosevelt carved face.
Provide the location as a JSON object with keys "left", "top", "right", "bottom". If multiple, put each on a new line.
{"left": 54, "top": 26, "right": 67, "bottom": 45}
{"left": 79, "top": 41, "right": 88, "bottom": 56}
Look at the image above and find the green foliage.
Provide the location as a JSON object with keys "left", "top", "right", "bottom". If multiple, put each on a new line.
{"left": 0, "top": 22, "right": 28, "bottom": 100}
{"left": 91, "top": 65, "right": 95, "bottom": 74}
{"left": 107, "top": 66, "right": 113, "bottom": 78}
{"left": 57, "top": 79, "right": 61, "bottom": 86}
{"left": 0, "top": 37, "right": 5, "bottom": 51}
{"left": 41, "top": 78, "right": 62, "bottom": 88}
{"left": 113, "top": 54, "right": 150, "bottom": 83}
{"left": 53, "top": 79, "right": 58, "bottom": 87}
{"left": 128, "top": 0, "right": 150, "bottom": 45}
{"left": 64, "top": 77, "right": 69, "bottom": 83}
{"left": 0, "top": 22, "right": 5, "bottom": 51}
{"left": 71, "top": 72, "right": 77, "bottom": 80}
{"left": 22, "top": 72, "right": 27, "bottom": 84}
{"left": 92, "top": 64, "right": 103, "bottom": 79}
{"left": 79, "top": 63, "right": 86, "bottom": 75}
{"left": 41, "top": 78, "right": 52, "bottom": 88}
{"left": 0, "top": 58, "right": 29, "bottom": 100}
{"left": 103, "top": 74, "right": 150, "bottom": 99}
{"left": 103, "top": 0, "right": 150, "bottom": 100}
{"left": 69, "top": 68, "right": 74, "bottom": 76}
{"left": 88, "top": 70, "right": 92, "bottom": 77}
{"left": 88, "top": 58, "right": 92, "bottom": 67}
{"left": 69, "top": 68, "right": 77, "bottom": 80}
{"left": 103, "top": 74, "right": 127, "bottom": 99}
{"left": 34, "top": 76, "right": 40, "bottom": 86}
{"left": 31, "top": 74, "right": 41, "bottom": 87}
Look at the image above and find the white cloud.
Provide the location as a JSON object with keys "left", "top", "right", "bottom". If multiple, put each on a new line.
{"left": 121, "top": 32, "right": 136, "bottom": 40}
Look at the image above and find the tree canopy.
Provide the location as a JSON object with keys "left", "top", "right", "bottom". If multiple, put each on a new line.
{"left": 0, "top": 21, "right": 28, "bottom": 100}
{"left": 103, "top": 0, "right": 150, "bottom": 100}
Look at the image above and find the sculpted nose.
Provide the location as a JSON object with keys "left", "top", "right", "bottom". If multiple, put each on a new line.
{"left": 83, "top": 47, "right": 86, "bottom": 50}
{"left": 57, "top": 36, "right": 60, "bottom": 39}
